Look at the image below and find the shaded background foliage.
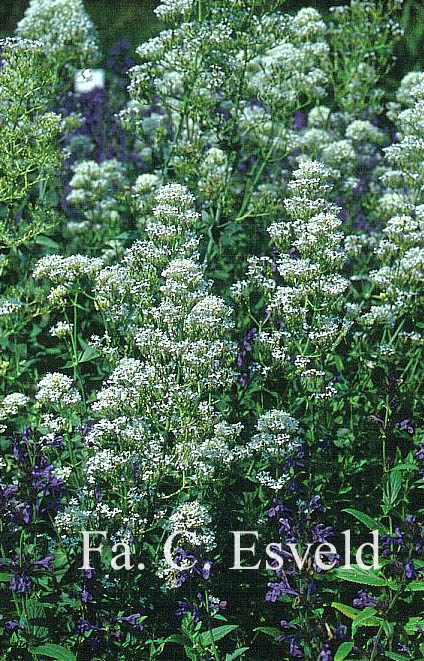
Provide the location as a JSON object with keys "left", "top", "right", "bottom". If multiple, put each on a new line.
{"left": 1, "top": 2, "right": 424, "bottom": 660}
{"left": 1, "top": 0, "right": 424, "bottom": 83}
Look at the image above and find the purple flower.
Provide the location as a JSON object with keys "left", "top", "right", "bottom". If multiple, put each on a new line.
{"left": 45, "top": 434, "right": 66, "bottom": 450}
{"left": 266, "top": 574, "right": 298, "bottom": 602}
{"left": 20, "top": 504, "right": 33, "bottom": 524}
{"left": 318, "top": 643, "right": 333, "bottom": 661}
{"left": 353, "top": 590, "right": 377, "bottom": 609}
{"left": 267, "top": 500, "right": 289, "bottom": 518}
{"left": 175, "top": 600, "right": 200, "bottom": 622}
{"left": 382, "top": 527, "right": 405, "bottom": 555}
{"left": 307, "top": 579, "right": 316, "bottom": 597}
{"left": 106, "top": 39, "right": 134, "bottom": 78}
{"left": 416, "top": 444, "right": 424, "bottom": 462}
{"left": 118, "top": 612, "right": 144, "bottom": 630}
{"left": 334, "top": 625, "right": 348, "bottom": 640}
{"left": 22, "top": 427, "right": 33, "bottom": 442}
{"left": 288, "top": 637, "right": 304, "bottom": 657}
{"left": 311, "top": 523, "right": 334, "bottom": 543}
{"left": 293, "top": 110, "right": 307, "bottom": 131}
{"left": 279, "top": 517, "right": 296, "bottom": 542}
{"left": 31, "top": 460, "right": 66, "bottom": 503}
{"left": 398, "top": 419, "right": 414, "bottom": 435}
{"left": 75, "top": 618, "right": 101, "bottom": 633}
{"left": 33, "top": 556, "right": 55, "bottom": 571}
{"left": 313, "top": 550, "right": 339, "bottom": 573}
{"left": 198, "top": 560, "right": 212, "bottom": 580}
{"left": 81, "top": 584, "right": 93, "bottom": 603}
{"left": 0, "top": 485, "right": 18, "bottom": 510}
{"left": 10, "top": 572, "right": 33, "bottom": 594}
{"left": 277, "top": 622, "right": 304, "bottom": 657}
{"left": 5, "top": 621, "right": 21, "bottom": 631}
{"left": 81, "top": 420, "right": 94, "bottom": 438}
{"left": 405, "top": 559, "right": 417, "bottom": 580}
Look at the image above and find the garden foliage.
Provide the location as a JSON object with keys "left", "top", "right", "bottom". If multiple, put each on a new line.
{"left": 2, "top": 0, "right": 424, "bottom": 659}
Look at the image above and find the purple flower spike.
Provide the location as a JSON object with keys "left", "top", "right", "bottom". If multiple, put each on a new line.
{"left": 10, "top": 572, "right": 33, "bottom": 594}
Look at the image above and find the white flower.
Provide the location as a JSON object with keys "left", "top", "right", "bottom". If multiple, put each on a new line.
{"left": 0, "top": 300, "right": 22, "bottom": 316}
{"left": 36, "top": 373, "right": 81, "bottom": 407}
{"left": 50, "top": 321, "right": 72, "bottom": 339}
{"left": 168, "top": 502, "right": 216, "bottom": 551}
{"left": 256, "top": 470, "right": 290, "bottom": 491}
{"left": 16, "top": 0, "right": 100, "bottom": 67}
{"left": 154, "top": 0, "right": 193, "bottom": 21}
{"left": 0, "top": 393, "right": 30, "bottom": 419}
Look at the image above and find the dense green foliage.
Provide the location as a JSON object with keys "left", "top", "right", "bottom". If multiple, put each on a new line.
{"left": 2, "top": 1, "right": 424, "bottom": 660}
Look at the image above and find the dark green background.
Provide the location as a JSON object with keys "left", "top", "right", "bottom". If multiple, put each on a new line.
{"left": 1, "top": 1, "right": 424, "bottom": 83}
{"left": 1, "top": 0, "right": 161, "bottom": 52}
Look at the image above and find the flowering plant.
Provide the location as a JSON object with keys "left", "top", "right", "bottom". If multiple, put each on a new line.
{"left": 3, "top": 1, "right": 424, "bottom": 660}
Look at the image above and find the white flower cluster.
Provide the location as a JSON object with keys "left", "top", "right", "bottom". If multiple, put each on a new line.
{"left": 363, "top": 73, "right": 424, "bottom": 323}
{"left": 131, "top": 172, "right": 162, "bottom": 218}
{"left": 67, "top": 159, "right": 127, "bottom": 229}
{"left": 198, "top": 147, "right": 229, "bottom": 201}
{"left": 233, "top": 161, "right": 350, "bottom": 399}
{"left": 168, "top": 501, "right": 216, "bottom": 551}
{"left": 0, "top": 299, "right": 22, "bottom": 317}
{"left": 0, "top": 37, "right": 43, "bottom": 53}
{"left": 55, "top": 497, "right": 92, "bottom": 533}
{"left": 124, "top": 3, "right": 331, "bottom": 211}
{"left": 50, "top": 321, "right": 72, "bottom": 339}
{"left": 0, "top": 393, "right": 30, "bottom": 433}
{"left": 48, "top": 184, "right": 242, "bottom": 540}
{"left": 295, "top": 105, "right": 385, "bottom": 198}
{"left": 247, "top": 9, "right": 329, "bottom": 108}
{"left": 33, "top": 254, "right": 102, "bottom": 304}
{"left": 16, "top": 0, "right": 100, "bottom": 68}
{"left": 243, "top": 409, "right": 301, "bottom": 460}
{"left": 387, "top": 71, "right": 424, "bottom": 122}
{"left": 154, "top": 0, "right": 194, "bottom": 21}
{"left": 35, "top": 372, "right": 81, "bottom": 408}
{"left": 256, "top": 470, "right": 290, "bottom": 492}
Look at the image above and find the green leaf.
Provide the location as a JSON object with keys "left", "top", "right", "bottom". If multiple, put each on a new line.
{"left": 390, "top": 463, "right": 417, "bottom": 472}
{"left": 0, "top": 573, "right": 11, "bottom": 582}
{"left": 331, "top": 602, "right": 381, "bottom": 626}
{"left": 332, "top": 602, "right": 360, "bottom": 620}
{"left": 34, "top": 235, "right": 60, "bottom": 249}
{"left": 164, "top": 634, "right": 185, "bottom": 645}
{"left": 334, "top": 642, "right": 354, "bottom": 661}
{"left": 382, "top": 620, "right": 394, "bottom": 639}
{"left": 405, "top": 580, "right": 424, "bottom": 591}
{"left": 54, "top": 550, "right": 68, "bottom": 569}
{"left": 405, "top": 617, "right": 424, "bottom": 635}
{"left": 26, "top": 598, "right": 48, "bottom": 638}
{"left": 254, "top": 626, "right": 281, "bottom": 639}
{"left": 383, "top": 470, "right": 402, "bottom": 515}
{"left": 78, "top": 345, "right": 99, "bottom": 364}
{"left": 352, "top": 608, "right": 382, "bottom": 635}
{"left": 32, "top": 644, "right": 76, "bottom": 661}
{"left": 199, "top": 625, "right": 238, "bottom": 647}
{"left": 224, "top": 648, "right": 250, "bottom": 660}
{"left": 343, "top": 508, "right": 388, "bottom": 535}
{"left": 384, "top": 653, "right": 409, "bottom": 660}
{"left": 184, "top": 646, "right": 197, "bottom": 661}
{"left": 335, "top": 566, "right": 389, "bottom": 587}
